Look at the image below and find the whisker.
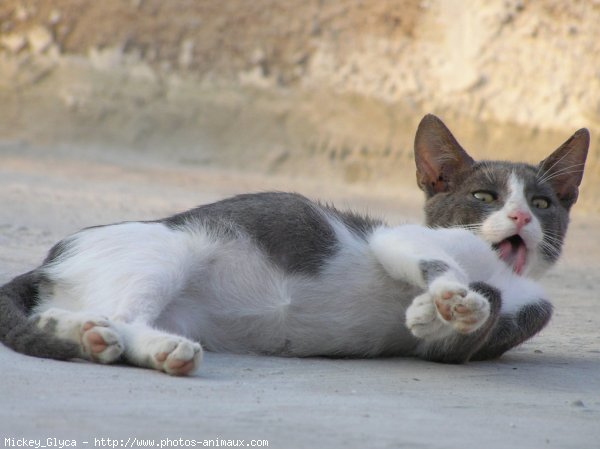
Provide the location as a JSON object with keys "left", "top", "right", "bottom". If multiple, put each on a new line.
{"left": 540, "top": 240, "right": 562, "bottom": 248}
{"left": 540, "top": 235, "right": 564, "bottom": 251}
{"left": 535, "top": 157, "right": 545, "bottom": 179}
{"left": 541, "top": 234, "right": 564, "bottom": 245}
{"left": 539, "top": 169, "right": 584, "bottom": 185}
{"left": 481, "top": 162, "right": 496, "bottom": 185}
{"left": 446, "top": 221, "right": 483, "bottom": 232}
{"left": 542, "top": 228, "right": 564, "bottom": 237}
{"left": 541, "top": 239, "right": 563, "bottom": 249}
{"left": 538, "top": 241, "right": 561, "bottom": 257}
{"left": 538, "top": 163, "right": 585, "bottom": 185}
{"left": 537, "top": 146, "right": 578, "bottom": 182}
{"left": 539, "top": 163, "right": 585, "bottom": 180}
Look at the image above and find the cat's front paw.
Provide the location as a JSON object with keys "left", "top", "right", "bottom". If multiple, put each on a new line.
{"left": 406, "top": 280, "right": 490, "bottom": 339}
{"left": 430, "top": 280, "right": 490, "bottom": 334}
{"left": 81, "top": 319, "right": 124, "bottom": 364}
{"left": 406, "top": 292, "right": 450, "bottom": 339}
{"left": 151, "top": 338, "right": 203, "bottom": 376}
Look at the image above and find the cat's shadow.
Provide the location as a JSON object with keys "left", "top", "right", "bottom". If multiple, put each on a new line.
{"left": 193, "top": 351, "right": 599, "bottom": 386}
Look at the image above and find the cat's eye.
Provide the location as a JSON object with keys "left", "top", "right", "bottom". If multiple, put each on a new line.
{"left": 532, "top": 197, "right": 550, "bottom": 209}
{"left": 472, "top": 191, "right": 497, "bottom": 203}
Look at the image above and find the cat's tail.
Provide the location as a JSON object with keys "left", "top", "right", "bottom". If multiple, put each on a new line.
{"left": 0, "top": 270, "right": 79, "bottom": 359}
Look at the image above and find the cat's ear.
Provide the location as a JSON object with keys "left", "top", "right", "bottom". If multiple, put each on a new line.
{"left": 538, "top": 128, "right": 589, "bottom": 209}
{"left": 414, "top": 114, "right": 475, "bottom": 197}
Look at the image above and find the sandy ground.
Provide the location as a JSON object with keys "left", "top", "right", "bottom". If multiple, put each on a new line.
{"left": 0, "top": 143, "right": 599, "bottom": 449}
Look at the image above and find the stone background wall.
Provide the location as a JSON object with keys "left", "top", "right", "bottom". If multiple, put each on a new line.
{"left": 1, "top": 0, "right": 598, "bottom": 208}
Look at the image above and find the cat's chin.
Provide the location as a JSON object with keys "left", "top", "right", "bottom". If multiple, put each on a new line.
{"left": 493, "top": 235, "right": 528, "bottom": 275}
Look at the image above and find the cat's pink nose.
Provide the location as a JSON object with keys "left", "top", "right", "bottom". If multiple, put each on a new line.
{"left": 508, "top": 210, "right": 532, "bottom": 230}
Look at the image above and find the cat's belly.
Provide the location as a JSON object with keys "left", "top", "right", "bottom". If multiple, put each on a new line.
{"left": 152, "top": 271, "right": 419, "bottom": 358}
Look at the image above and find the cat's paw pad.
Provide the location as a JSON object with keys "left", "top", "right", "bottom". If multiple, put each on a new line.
{"left": 80, "top": 320, "right": 124, "bottom": 363}
{"left": 406, "top": 292, "right": 449, "bottom": 339}
{"left": 152, "top": 338, "right": 203, "bottom": 376}
{"left": 430, "top": 280, "right": 490, "bottom": 334}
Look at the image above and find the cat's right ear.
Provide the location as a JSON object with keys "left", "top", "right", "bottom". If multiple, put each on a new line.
{"left": 414, "top": 114, "right": 475, "bottom": 197}
{"left": 538, "top": 128, "right": 589, "bottom": 209}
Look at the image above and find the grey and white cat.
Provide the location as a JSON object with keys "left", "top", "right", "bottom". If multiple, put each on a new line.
{"left": 0, "top": 115, "right": 589, "bottom": 376}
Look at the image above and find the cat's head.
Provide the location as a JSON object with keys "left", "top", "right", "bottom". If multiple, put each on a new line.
{"left": 414, "top": 114, "right": 589, "bottom": 278}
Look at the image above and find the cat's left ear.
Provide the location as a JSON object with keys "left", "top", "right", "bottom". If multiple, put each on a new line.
{"left": 538, "top": 128, "right": 589, "bottom": 209}
{"left": 414, "top": 114, "right": 475, "bottom": 197}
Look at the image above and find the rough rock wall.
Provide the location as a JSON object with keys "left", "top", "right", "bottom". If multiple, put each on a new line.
{"left": 0, "top": 0, "right": 598, "bottom": 207}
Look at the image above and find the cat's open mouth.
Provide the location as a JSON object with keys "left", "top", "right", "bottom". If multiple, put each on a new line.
{"left": 493, "top": 235, "right": 528, "bottom": 275}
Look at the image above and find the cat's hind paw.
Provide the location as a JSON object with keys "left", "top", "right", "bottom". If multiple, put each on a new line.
{"left": 152, "top": 338, "right": 203, "bottom": 376}
{"left": 430, "top": 280, "right": 490, "bottom": 334}
{"left": 81, "top": 320, "right": 124, "bottom": 364}
{"left": 33, "top": 308, "right": 124, "bottom": 364}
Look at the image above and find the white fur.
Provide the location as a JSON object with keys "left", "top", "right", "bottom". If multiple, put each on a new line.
{"left": 33, "top": 217, "right": 548, "bottom": 374}
{"left": 369, "top": 225, "right": 468, "bottom": 287}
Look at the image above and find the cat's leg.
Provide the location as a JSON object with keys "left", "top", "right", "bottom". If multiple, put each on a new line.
{"left": 95, "top": 286, "right": 202, "bottom": 375}
{"left": 76, "top": 275, "right": 203, "bottom": 375}
{"left": 33, "top": 308, "right": 124, "bottom": 363}
{"left": 111, "top": 321, "right": 202, "bottom": 376}
{"left": 370, "top": 226, "right": 492, "bottom": 337}
{"left": 469, "top": 276, "right": 552, "bottom": 361}
{"left": 33, "top": 308, "right": 202, "bottom": 375}
{"left": 370, "top": 226, "right": 469, "bottom": 290}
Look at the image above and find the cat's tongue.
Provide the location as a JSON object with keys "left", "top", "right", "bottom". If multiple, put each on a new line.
{"left": 496, "top": 237, "right": 527, "bottom": 275}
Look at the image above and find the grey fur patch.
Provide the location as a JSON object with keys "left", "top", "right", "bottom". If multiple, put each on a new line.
{"left": 0, "top": 271, "right": 80, "bottom": 360}
{"left": 419, "top": 260, "right": 450, "bottom": 285}
{"left": 322, "top": 204, "right": 384, "bottom": 239}
{"left": 470, "top": 299, "right": 553, "bottom": 361}
{"left": 517, "top": 300, "right": 553, "bottom": 336}
{"left": 44, "top": 240, "right": 71, "bottom": 264}
{"left": 41, "top": 317, "right": 58, "bottom": 334}
{"left": 163, "top": 192, "right": 381, "bottom": 275}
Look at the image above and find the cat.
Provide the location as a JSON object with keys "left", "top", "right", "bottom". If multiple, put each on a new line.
{"left": 0, "top": 115, "right": 589, "bottom": 376}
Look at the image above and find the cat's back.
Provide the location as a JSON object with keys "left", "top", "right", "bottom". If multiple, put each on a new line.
{"left": 162, "top": 192, "right": 383, "bottom": 275}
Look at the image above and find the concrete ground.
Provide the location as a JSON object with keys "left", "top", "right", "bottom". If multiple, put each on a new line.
{"left": 1, "top": 143, "right": 599, "bottom": 449}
